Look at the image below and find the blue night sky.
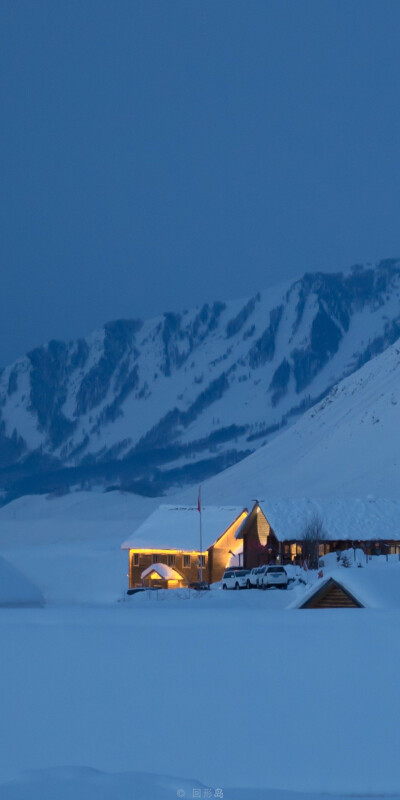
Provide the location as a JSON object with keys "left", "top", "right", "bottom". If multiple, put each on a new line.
{"left": 1, "top": 0, "right": 400, "bottom": 365}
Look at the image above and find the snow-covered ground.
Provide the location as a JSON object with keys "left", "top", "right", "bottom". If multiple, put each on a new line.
{"left": 1, "top": 597, "right": 400, "bottom": 798}
{"left": 1, "top": 491, "right": 400, "bottom": 798}
{"left": 0, "top": 490, "right": 157, "bottom": 604}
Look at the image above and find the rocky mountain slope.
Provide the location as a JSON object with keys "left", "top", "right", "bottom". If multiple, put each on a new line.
{"left": 0, "top": 258, "right": 399, "bottom": 500}
{"left": 196, "top": 337, "right": 400, "bottom": 502}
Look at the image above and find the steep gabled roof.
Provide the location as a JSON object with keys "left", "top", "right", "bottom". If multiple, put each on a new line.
{"left": 121, "top": 505, "right": 246, "bottom": 551}
{"left": 291, "top": 565, "right": 400, "bottom": 609}
{"left": 296, "top": 577, "right": 364, "bottom": 608}
{"left": 235, "top": 502, "right": 273, "bottom": 540}
{"left": 141, "top": 564, "right": 183, "bottom": 581}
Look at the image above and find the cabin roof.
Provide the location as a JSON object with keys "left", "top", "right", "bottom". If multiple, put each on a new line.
{"left": 121, "top": 505, "right": 246, "bottom": 551}
{"left": 295, "top": 577, "right": 364, "bottom": 608}
{"left": 290, "top": 565, "right": 400, "bottom": 609}
{"left": 141, "top": 563, "right": 183, "bottom": 581}
{"left": 237, "top": 498, "right": 400, "bottom": 542}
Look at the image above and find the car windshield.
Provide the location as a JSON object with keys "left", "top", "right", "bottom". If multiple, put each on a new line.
{"left": 268, "top": 567, "right": 285, "bottom": 573}
{"left": 235, "top": 570, "right": 249, "bottom": 576}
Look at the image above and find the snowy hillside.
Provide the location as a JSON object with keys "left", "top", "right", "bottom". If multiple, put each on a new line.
{"left": 198, "top": 338, "right": 400, "bottom": 501}
{"left": 1, "top": 258, "right": 400, "bottom": 500}
{"left": 0, "top": 490, "right": 157, "bottom": 604}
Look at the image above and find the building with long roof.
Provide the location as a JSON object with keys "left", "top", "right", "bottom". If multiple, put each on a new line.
{"left": 121, "top": 504, "right": 247, "bottom": 589}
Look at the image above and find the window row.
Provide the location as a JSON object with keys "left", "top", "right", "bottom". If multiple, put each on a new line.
{"left": 132, "top": 553, "right": 206, "bottom": 567}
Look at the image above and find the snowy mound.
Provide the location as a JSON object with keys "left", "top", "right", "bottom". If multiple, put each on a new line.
{"left": 0, "top": 557, "right": 45, "bottom": 607}
{"left": 0, "top": 766, "right": 392, "bottom": 800}
{"left": 0, "top": 767, "right": 210, "bottom": 800}
{"left": 291, "top": 561, "right": 400, "bottom": 609}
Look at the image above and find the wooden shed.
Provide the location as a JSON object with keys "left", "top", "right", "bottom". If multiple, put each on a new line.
{"left": 298, "top": 577, "right": 364, "bottom": 608}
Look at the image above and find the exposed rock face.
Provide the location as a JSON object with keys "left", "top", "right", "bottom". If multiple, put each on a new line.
{"left": 0, "top": 259, "right": 399, "bottom": 500}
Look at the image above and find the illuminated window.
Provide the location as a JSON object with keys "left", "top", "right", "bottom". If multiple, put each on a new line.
{"left": 167, "top": 554, "right": 175, "bottom": 566}
{"left": 183, "top": 555, "right": 190, "bottom": 567}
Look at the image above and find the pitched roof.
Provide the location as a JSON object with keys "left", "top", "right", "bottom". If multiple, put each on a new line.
{"left": 290, "top": 564, "right": 400, "bottom": 609}
{"left": 238, "top": 498, "right": 400, "bottom": 542}
{"left": 141, "top": 564, "right": 183, "bottom": 581}
{"left": 296, "top": 577, "right": 364, "bottom": 608}
{"left": 121, "top": 505, "right": 246, "bottom": 551}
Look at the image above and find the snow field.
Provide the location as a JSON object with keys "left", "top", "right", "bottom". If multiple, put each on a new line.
{"left": 0, "top": 601, "right": 400, "bottom": 796}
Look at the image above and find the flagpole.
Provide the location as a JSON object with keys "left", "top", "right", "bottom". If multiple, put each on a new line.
{"left": 198, "top": 485, "right": 203, "bottom": 582}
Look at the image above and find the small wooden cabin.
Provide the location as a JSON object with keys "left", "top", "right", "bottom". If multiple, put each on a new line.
{"left": 121, "top": 505, "right": 248, "bottom": 590}
{"left": 299, "top": 578, "right": 364, "bottom": 608}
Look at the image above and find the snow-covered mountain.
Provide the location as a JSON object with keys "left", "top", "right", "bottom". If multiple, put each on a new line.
{"left": 197, "top": 338, "right": 400, "bottom": 502}
{"left": 0, "top": 258, "right": 400, "bottom": 501}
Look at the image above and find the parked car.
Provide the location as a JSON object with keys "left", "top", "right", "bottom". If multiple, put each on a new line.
{"left": 247, "top": 565, "right": 268, "bottom": 589}
{"left": 189, "top": 581, "right": 210, "bottom": 591}
{"left": 262, "top": 565, "right": 289, "bottom": 589}
{"left": 222, "top": 569, "right": 250, "bottom": 590}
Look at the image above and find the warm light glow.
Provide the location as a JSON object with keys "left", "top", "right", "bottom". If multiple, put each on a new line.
{"left": 130, "top": 548, "right": 206, "bottom": 556}
{"left": 212, "top": 511, "right": 248, "bottom": 547}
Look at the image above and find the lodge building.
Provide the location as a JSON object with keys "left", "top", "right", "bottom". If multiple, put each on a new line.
{"left": 121, "top": 499, "right": 400, "bottom": 589}
{"left": 235, "top": 501, "right": 400, "bottom": 566}
{"left": 121, "top": 505, "right": 247, "bottom": 589}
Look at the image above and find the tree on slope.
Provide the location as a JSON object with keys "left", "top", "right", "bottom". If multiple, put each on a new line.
{"left": 300, "top": 512, "right": 327, "bottom": 569}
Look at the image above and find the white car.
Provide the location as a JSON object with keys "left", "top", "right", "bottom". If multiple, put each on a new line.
{"left": 261, "top": 565, "right": 289, "bottom": 589}
{"left": 247, "top": 565, "right": 268, "bottom": 589}
{"left": 222, "top": 569, "right": 250, "bottom": 590}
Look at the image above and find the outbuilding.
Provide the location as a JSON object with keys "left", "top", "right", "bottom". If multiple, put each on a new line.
{"left": 297, "top": 577, "right": 363, "bottom": 608}
{"left": 291, "top": 564, "right": 400, "bottom": 609}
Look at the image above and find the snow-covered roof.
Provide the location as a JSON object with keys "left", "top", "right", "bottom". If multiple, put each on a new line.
{"left": 256, "top": 498, "right": 400, "bottom": 542}
{"left": 141, "top": 563, "right": 183, "bottom": 581}
{"left": 121, "top": 505, "right": 246, "bottom": 551}
{"left": 290, "top": 564, "right": 400, "bottom": 609}
{"left": 0, "top": 557, "right": 45, "bottom": 607}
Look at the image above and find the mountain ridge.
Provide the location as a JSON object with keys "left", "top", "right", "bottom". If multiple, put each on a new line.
{"left": 194, "top": 336, "right": 400, "bottom": 502}
{"left": 0, "top": 258, "right": 399, "bottom": 501}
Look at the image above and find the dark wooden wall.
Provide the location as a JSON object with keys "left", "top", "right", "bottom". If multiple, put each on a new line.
{"left": 242, "top": 509, "right": 280, "bottom": 569}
